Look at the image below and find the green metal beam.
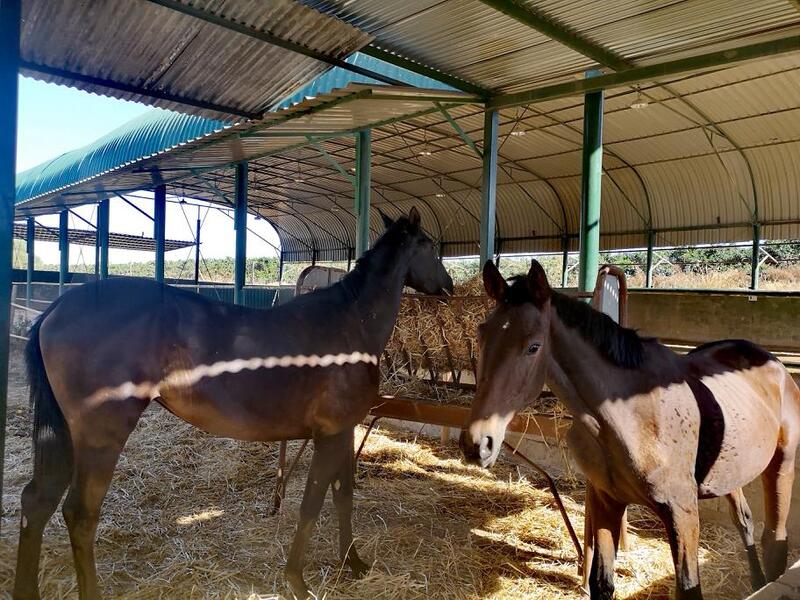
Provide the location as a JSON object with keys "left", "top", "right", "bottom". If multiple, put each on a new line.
{"left": 25, "top": 217, "right": 34, "bottom": 305}
{"left": 58, "top": 209, "right": 69, "bottom": 294}
{"left": 360, "top": 45, "right": 490, "bottom": 97}
{"left": 480, "top": 110, "right": 499, "bottom": 266}
{"left": 578, "top": 88, "right": 603, "bottom": 293}
{"left": 751, "top": 222, "right": 761, "bottom": 291}
{"left": 308, "top": 137, "right": 356, "bottom": 186}
{"left": 97, "top": 199, "right": 110, "bottom": 279}
{"left": 144, "top": 0, "right": 407, "bottom": 88}
{"left": 478, "top": 0, "right": 628, "bottom": 71}
{"left": 645, "top": 230, "right": 655, "bottom": 289}
{"left": 435, "top": 102, "right": 482, "bottom": 159}
{"left": 355, "top": 130, "right": 371, "bottom": 258}
{"left": 0, "top": 0, "right": 20, "bottom": 516}
{"left": 154, "top": 185, "right": 166, "bottom": 283}
{"left": 233, "top": 163, "right": 248, "bottom": 305}
{"left": 488, "top": 35, "right": 800, "bottom": 110}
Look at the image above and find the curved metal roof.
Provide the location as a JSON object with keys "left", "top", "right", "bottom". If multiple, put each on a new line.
{"left": 16, "top": 111, "right": 227, "bottom": 204}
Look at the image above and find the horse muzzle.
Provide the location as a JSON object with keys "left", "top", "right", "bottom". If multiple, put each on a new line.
{"left": 459, "top": 429, "right": 498, "bottom": 469}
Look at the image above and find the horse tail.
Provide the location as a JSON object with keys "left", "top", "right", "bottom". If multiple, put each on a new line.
{"left": 25, "top": 303, "right": 73, "bottom": 478}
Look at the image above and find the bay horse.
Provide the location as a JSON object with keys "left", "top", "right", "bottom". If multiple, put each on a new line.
{"left": 13, "top": 207, "right": 452, "bottom": 600}
{"left": 461, "top": 259, "right": 800, "bottom": 599}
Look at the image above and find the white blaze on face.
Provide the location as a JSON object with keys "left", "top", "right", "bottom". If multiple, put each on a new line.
{"left": 468, "top": 411, "right": 514, "bottom": 466}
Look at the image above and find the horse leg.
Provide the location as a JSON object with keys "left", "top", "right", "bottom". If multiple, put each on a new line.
{"left": 284, "top": 429, "right": 352, "bottom": 600}
{"left": 726, "top": 488, "right": 765, "bottom": 590}
{"left": 586, "top": 485, "right": 626, "bottom": 600}
{"left": 61, "top": 399, "right": 146, "bottom": 600}
{"left": 656, "top": 491, "right": 702, "bottom": 600}
{"left": 13, "top": 444, "right": 72, "bottom": 599}
{"left": 760, "top": 443, "right": 796, "bottom": 581}
{"left": 331, "top": 427, "right": 369, "bottom": 578}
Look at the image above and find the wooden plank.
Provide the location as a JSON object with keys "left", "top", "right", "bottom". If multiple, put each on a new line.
{"left": 370, "top": 396, "right": 568, "bottom": 442}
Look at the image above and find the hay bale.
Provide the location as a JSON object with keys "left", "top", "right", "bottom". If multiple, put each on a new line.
{"left": 385, "top": 277, "right": 491, "bottom": 391}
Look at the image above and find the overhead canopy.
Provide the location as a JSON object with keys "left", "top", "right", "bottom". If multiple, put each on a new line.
{"left": 20, "top": 0, "right": 374, "bottom": 120}
{"left": 12, "top": 222, "right": 194, "bottom": 253}
{"left": 14, "top": 0, "right": 800, "bottom": 261}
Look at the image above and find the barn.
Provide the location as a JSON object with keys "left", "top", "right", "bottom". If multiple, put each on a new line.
{"left": 2, "top": 1, "right": 800, "bottom": 598}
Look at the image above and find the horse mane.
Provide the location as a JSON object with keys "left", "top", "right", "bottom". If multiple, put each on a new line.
{"left": 336, "top": 216, "right": 414, "bottom": 300}
{"left": 507, "top": 277, "right": 645, "bottom": 369}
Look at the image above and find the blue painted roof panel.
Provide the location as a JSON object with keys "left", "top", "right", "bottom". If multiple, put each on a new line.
{"left": 16, "top": 110, "right": 226, "bottom": 204}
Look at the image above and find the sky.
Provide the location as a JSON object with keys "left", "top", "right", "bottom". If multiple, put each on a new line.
{"left": 16, "top": 76, "right": 281, "bottom": 267}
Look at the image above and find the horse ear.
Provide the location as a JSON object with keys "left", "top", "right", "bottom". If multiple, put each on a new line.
{"left": 483, "top": 260, "right": 508, "bottom": 302}
{"left": 379, "top": 209, "right": 394, "bottom": 230}
{"left": 527, "top": 260, "right": 551, "bottom": 307}
{"left": 408, "top": 206, "right": 421, "bottom": 229}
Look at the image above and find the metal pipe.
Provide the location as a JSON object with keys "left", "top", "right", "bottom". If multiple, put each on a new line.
{"left": 751, "top": 222, "right": 761, "bottom": 291}
{"left": 578, "top": 85, "right": 604, "bottom": 293}
{"left": 234, "top": 162, "right": 248, "bottom": 305}
{"left": 560, "top": 234, "right": 569, "bottom": 288}
{"left": 645, "top": 230, "right": 655, "bottom": 289}
{"left": 59, "top": 210, "right": 69, "bottom": 294}
{"left": 278, "top": 251, "right": 284, "bottom": 282}
{"left": 26, "top": 217, "right": 34, "bottom": 307}
{"left": 0, "top": 0, "right": 21, "bottom": 529}
{"left": 355, "top": 130, "right": 371, "bottom": 258}
{"left": 154, "top": 185, "right": 166, "bottom": 283}
{"left": 480, "top": 110, "right": 499, "bottom": 266}
{"left": 194, "top": 207, "right": 201, "bottom": 286}
{"left": 97, "top": 199, "right": 109, "bottom": 279}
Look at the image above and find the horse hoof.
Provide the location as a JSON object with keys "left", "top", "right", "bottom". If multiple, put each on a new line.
{"left": 348, "top": 555, "right": 370, "bottom": 579}
{"left": 285, "top": 570, "right": 311, "bottom": 600}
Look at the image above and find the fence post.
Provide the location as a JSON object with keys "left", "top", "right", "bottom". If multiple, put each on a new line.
{"left": 26, "top": 217, "right": 34, "bottom": 306}
{"left": 750, "top": 223, "right": 761, "bottom": 291}
{"left": 234, "top": 162, "right": 248, "bottom": 305}
{"left": 154, "top": 185, "right": 166, "bottom": 283}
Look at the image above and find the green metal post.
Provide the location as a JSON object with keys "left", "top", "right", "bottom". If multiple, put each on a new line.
{"left": 355, "top": 130, "right": 371, "bottom": 258}
{"left": 480, "top": 110, "right": 499, "bottom": 266}
{"left": 578, "top": 87, "right": 604, "bottom": 293}
{"left": 154, "top": 185, "right": 166, "bottom": 283}
{"left": 59, "top": 210, "right": 69, "bottom": 294}
{"left": 751, "top": 223, "right": 761, "bottom": 291}
{"left": 97, "top": 199, "right": 110, "bottom": 279}
{"left": 26, "top": 217, "right": 34, "bottom": 306}
{"left": 194, "top": 208, "right": 201, "bottom": 285}
{"left": 234, "top": 162, "right": 248, "bottom": 305}
{"left": 645, "top": 230, "right": 655, "bottom": 289}
{"left": 560, "top": 235, "right": 569, "bottom": 288}
{"left": 0, "top": 0, "right": 21, "bottom": 529}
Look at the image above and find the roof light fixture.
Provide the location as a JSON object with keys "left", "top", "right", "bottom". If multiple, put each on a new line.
{"left": 630, "top": 88, "right": 649, "bottom": 110}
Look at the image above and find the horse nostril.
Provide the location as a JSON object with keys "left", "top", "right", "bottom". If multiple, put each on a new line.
{"left": 479, "top": 436, "right": 494, "bottom": 461}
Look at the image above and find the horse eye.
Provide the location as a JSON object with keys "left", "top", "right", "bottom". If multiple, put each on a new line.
{"left": 527, "top": 343, "right": 541, "bottom": 355}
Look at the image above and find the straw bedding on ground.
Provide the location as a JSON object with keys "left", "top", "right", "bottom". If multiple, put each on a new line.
{"left": 1, "top": 400, "right": 782, "bottom": 599}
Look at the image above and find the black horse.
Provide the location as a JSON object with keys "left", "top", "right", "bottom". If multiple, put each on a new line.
{"left": 13, "top": 207, "right": 452, "bottom": 600}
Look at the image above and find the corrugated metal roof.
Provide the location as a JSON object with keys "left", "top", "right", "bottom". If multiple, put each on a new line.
{"left": 301, "top": 0, "right": 800, "bottom": 93}
{"left": 21, "top": 0, "right": 373, "bottom": 120}
{"left": 15, "top": 1, "right": 800, "bottom": 261}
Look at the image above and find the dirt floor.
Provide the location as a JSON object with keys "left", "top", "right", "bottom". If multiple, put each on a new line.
{"left": 1, "top": 346, "right": 797, "bottom": 599}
